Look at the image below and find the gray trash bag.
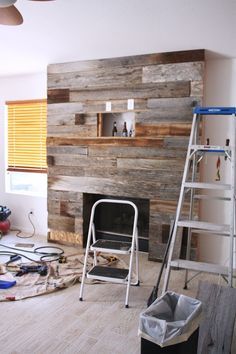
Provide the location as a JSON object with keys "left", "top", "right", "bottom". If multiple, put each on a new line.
{"left": 138, "top": 291, "right": 202, "bottom": 348}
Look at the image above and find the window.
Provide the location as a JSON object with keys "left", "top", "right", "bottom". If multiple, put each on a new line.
{"left": 7, "top": 99, "right": 47, "bottom": 172}
{"left": 6, "top": 99, "right": 47, "bottom": 196}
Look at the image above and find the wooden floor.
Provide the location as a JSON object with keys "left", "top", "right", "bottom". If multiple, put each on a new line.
{"left": 0, "top": 233, "right": 235, "bottom": 354}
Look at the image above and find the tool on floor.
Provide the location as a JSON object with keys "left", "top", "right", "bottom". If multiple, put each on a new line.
{"left": 79, "top": 199, "right": 139, "bottom": 308}
{"left": 0, "top": 279, "right": 16, "bottom": 289}
{"left": 6, "top": 255, "right": 21, "bottom": 265}
{"left": 15, "top": 264, "right": 48, "bottom": 276}
{"left": 162, "top": 107, "right": 236, "bottom": 294}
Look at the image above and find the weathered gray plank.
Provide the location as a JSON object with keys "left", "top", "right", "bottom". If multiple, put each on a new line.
{"left": 47, "top": 125, "right": 97, "bottom": 137}
{"left": 48, "top": 166, "right": 85, "bottom": 177}
{"left": 48, "top": 165, "right": 183, "bottom": 184}
{"left": 60, "top": 201, "right": 82, "bottom": 217}
{"left": 47, "top": 102, "right": 84, "bottom": 115}
{"left": 117, "top": 157, "right": 185, "bottom": 171}
{"left": 47, "top": 190, "right": 83, "bottom": 203}
{"left": 88, "top": 146, "right": 186, "bottom": 159}
{"left": 70, "top": 81, "right": 190, "bottom": 102}
{"left": 48, "top": 175, "right": 181, "bottom": 200}
{"left": 197, "top": 281, "right": 236, "bottom": 354}
{"left": 143, "top": 62, "right": 204, "bottom": 83}
{"left": 191, "top": 81, "right": 204, "bottom": 97}
{"left": 49, "top": 155, "right": 117, "bottom": 168}
{"left": 147, "top": 96, "right": 201, "bottom": 109}
{"left": 135, "top": 108, "right": 193, "bottom": 124}
{"left": 47, "top": 199, "right": 60, "bottom": 215}
{"left": 48, "top": 214, "right": 75, "bottom": 233}
{"left": 47, "top": 146, "right": 88, "bottom": 155}
{"left": 48, "top": 66, "right": 142, "bottom": 90}
{"left": 163, "top": 137, "right": 189, "bottom": 148}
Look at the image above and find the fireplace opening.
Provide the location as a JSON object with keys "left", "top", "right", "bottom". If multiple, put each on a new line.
{"left": 83, "top": 193, "right": 149, "bottom": 252}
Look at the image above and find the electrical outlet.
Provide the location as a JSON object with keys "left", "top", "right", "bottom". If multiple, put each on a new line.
{"left": 127, "top": 99, "right": 134, "bottom": 110}
{"left": 106, "top": 101, "right": 112, "bottom": 112}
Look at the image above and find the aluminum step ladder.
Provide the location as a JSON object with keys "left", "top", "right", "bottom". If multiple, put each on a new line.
{"left": 162, "top": 107, "right": 236, "bottom": 294}
{"left": 79, "top": 199, "right": 139, "bottom": 308}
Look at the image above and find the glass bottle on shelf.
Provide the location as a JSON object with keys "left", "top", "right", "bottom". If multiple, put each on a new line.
{"left": 112, "top": 121, "right": 118, "bottom": 136}
{"left": 122, "top": 121, "right": 128, "bottom": 137}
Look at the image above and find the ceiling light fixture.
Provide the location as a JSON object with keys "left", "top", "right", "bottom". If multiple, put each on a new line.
{"left": 0, "top": 0, "right": 55, "bottom": 26}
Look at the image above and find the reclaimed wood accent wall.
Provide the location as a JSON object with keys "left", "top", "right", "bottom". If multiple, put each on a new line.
{"left": 47, "top": 49, "right": 205, "bottom": 260}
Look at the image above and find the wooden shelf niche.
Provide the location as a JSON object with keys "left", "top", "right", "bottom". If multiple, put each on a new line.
{"left": 97, "top": 111, "right": 135, "bottom": 138}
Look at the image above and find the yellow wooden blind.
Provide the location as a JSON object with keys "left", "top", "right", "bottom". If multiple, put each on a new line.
{"left": 7, "top": 99, "right": 47, "bottom": 173}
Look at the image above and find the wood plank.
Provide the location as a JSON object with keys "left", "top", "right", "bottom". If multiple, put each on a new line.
{"left": 117, "top": 157, "right": 185, "bottom": 171}
{"left": 47, "top": 125, "right": 97, "bottom": 137}
{"left": 47, "top": 190, "right": 83, "bottom": 202}
{"left": 48, "top": 49, "right": 205, "bottom": 74}
{"left": 147, "top": 96, "right": 201, "bottom": 109}
{"left": 135, "top": 123, "right": 192, "bottom": 137}
{"left": 143, "top": 62, "right": 204, "bottom": 83}
{"left": 47, "top": 199, "right": 60, "bottom": 215}
{"left": 197, "top": 281, "right": 236, "bottom": 354}
{"left": 47, "top": 89, "right": 70, "bottom": 103}
{"left": 48, "top": 66, "right": 142, "bottom": 90}
{"left": 48, "top": 175, "right": 181, "bottom": 199}
{"left": 163, "top": 136, "right": 189, "bottom": 148}
{"left": 46, "top": 137, "right": 165, "bottom": 148}
{"left": 190, "top": 80, "right": 204, "bottom": 97}
{"left": 48, "top": 166, "right": 85, "bottom": 177}
{"left": 70, "top": 81, "right": 190, "bottom": 102}
{"left": 50, "top": 155, "right": 117, "bottom": 168}
{"left": 89, "top": 145, "right": 187, "bottom": 159}
{"left": 60, "top": 201, "right": 82, "bottom": 217}
{"left": 135, "top": 108, "right": 193, "bottom": 124}
{"left": 148, "top": 225, "right": 183, "bottom": 261}
{"left": 48, "top": 165, "right": 183, "bottom": 185}
{"left": 74, "top": 217, "right": 83, "bottom": 234}
{"left": 47, "top": 102, "right": 84, "bottom": 115}
{"left": 47, "top": 146, "right": 88, "bottom": 155}
{"left": 48, "top": 214, "right": 75, "bottom": 232}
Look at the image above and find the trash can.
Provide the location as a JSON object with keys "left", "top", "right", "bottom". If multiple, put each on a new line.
{"left": 138, "top": 291, "right": 202, "bottom": 354}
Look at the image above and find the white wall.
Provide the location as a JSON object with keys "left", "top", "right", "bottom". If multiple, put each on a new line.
{"left": 199, "top": 58, "right": 236, "bottom": 265}
{"left": 0, "top": 72, "right": 47, "bottom": 236}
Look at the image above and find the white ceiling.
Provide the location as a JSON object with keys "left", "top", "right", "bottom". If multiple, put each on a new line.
{"left": 0, "top": 0, "right": 236, "bottom": 77}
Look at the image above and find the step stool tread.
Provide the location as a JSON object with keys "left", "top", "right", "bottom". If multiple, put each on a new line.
{"left": 87, "top": 265, "right": 129, "bottom": 280}
{"left": 91, "top": 239, "right": 131, "bottom": 253}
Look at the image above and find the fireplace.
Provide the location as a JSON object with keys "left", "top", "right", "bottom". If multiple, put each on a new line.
{"left": 83, "top": 193, "right": 150, "bottom": 252}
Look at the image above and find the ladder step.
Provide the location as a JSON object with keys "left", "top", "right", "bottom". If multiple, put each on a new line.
{"left": 194, "top": 106, "right": 236, "bottom": 115}
{"left": 191, "top": 144, "right": 231, "bottom": 154}
{"left": 170, "top": 259, "right": 236, "bottom": 276}
{"left": 177, "top": 220, "right": 230, "bottom": 233}
{"left": 184, "top": 182, "right": 231, "bottom": 190}
{"left": 91, "top": 239, "right": 132, "bottom": 254}
{"left": 87, "top": 266, "right": 129, "bottom": 283}
{"left": 194, "top": 195, "right": 231, "bottom": 201}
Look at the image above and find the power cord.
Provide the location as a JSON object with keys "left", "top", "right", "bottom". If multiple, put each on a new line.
{"left": 10, "top": 212, "right": 36, "bottom": 239}
{"left": 0, "top": 243, "right": 64, "bottom": 263}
